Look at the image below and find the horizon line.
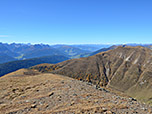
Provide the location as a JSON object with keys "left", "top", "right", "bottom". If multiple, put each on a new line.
{"left": 0, "top": 41, "right": 152, "bottom": 45}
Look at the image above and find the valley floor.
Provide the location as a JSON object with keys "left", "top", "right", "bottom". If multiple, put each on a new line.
{"left": 0, "top": 72, "right": 152, "bottom": 114}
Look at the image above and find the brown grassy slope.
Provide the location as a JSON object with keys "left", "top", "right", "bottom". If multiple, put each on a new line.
{"left": 0, "top": 70, "right": 152, "bottom": 114}
{"left": 31, "top": 46, "right": 152, "bottom": 104}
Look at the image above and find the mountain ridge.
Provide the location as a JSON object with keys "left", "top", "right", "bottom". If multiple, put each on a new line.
{"left": 0, "top": 70, "right": 152, "bottom": 114}
{"left": 31, "top": 46, "right": 152, "bottom": 104}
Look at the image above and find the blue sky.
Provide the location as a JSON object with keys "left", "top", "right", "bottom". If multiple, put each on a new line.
{"left": 0, "top": 0, "right": 152, "bottom": 44}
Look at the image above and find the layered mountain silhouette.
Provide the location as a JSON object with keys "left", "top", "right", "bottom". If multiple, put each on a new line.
{"left": 2, "top": 43, "right": 68, "bottom": 59}
{"left": 0, "top": 42, "right": 103, "bottom": 63}
{"left": 32, "top": 46, "right": 152, "bottom": 104}
{"left": 1, "top": 42, "right": 152, "bottom": 64}
{"left": 0, "top": 43, "right": 19, "bottom": 58}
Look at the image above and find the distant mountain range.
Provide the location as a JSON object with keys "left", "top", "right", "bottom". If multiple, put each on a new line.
{"left": 0, "top": 42, "right": 111, "bottom": 64}
{"left": 51, "top": 44, "right": 111, "bottom": 52}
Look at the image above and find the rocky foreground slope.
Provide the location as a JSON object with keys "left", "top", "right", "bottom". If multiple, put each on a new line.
{"left": 31, "top": 46, "right": 152, "bottom": 104}
{"left": 0, "top": 70, "right": 152, "bottom": 114}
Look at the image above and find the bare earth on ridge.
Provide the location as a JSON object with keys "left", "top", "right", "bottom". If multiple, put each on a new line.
{"left": 0, "top": 70, "right": 152, "bottom": 114}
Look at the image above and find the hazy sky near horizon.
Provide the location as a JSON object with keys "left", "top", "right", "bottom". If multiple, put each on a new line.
{"left": 0, "top": 0, "right": 152, "bottom": 44}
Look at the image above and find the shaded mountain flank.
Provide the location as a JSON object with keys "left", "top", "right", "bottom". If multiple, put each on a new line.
{"left": 0, "top": 70, "right": 152, "bottom": 114}
{"left": 0, "top": 53, "right": 17, "bottom": 64}
{"left": 31, "top": 46, "right": 152, "bottom": 104}
{"left": 0, "top": 55, "right": 69, "bottom": 77}
{"left": 22, "top": 48, "right": 66, "bottom": 59}
{"left": 89, "top": 45, "right": 118, "bottom": 56}
{"left": 52, "top": 45, "right": 91, "bottom": 58}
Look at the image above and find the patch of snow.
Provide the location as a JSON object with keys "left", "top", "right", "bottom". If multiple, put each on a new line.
{"left": 125, "top": 55, "right": 131, "bottom": 61}
{"left": 106, "top": 68, "right": 109, "bottom": 76}
{"left": 119, "top": 53, "right": 123, "bottom": 58}
{"left": 125, "top": 51, "right": 134, "bottom": 61}
{"left": 133, "top": 58, "right": 138, "bottom": 64}
{"left": 133, "top": 56, "right": 140, "bottom": 64}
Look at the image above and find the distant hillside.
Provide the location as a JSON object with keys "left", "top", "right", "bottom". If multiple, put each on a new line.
{"left": 80, "top": 45, "right": 118, "bottom": 57}
{"left": 89, "top": 45, "right": 118, "bottom": 56}
{"left": 32, "top": 46, "right": 152, "bottom": 104}
{"left": 0, "top": 53, "right": 16, "bottom": 64}
{"left": 0, "top": 55, "right": 69, "bottom": 77}
{"left": 22, "top": 48, "right": 66, "bottom": 59}
{"left": 52, "top": 44, "right": 111, "bottom": 52}
{"left": 53, "top": 45, "right": 91, "bottom": 58}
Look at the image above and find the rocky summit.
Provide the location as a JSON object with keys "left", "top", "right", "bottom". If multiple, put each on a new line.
{"left": 0, "top": 70, "right": 152, "bottom": 114}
